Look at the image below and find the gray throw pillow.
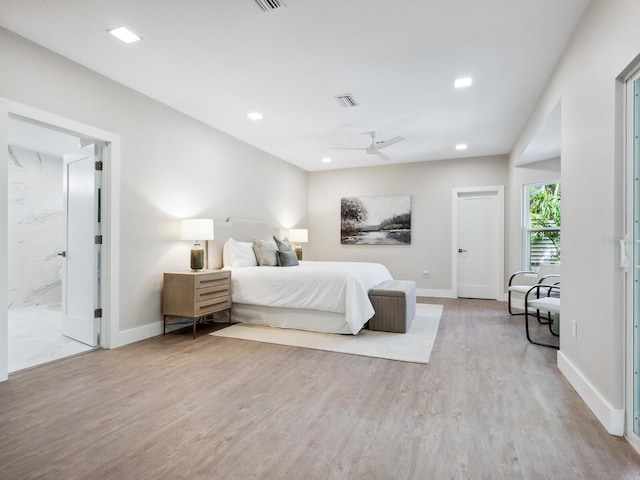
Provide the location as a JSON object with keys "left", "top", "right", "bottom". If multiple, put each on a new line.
{"left": 277, "top": 249, "right": 299, "bottom": 267}
{"left": 273, "top": 236, "right": 294, "bottom": 252}
{"left": 252, "top": 238, "right": 278, "bottom": 266}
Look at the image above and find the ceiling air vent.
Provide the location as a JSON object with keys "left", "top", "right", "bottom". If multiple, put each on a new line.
{"left": 254, "top": 0, "right": 286, "bottom": 12}
{"left": 335, "top": 94, "right": 359, "bottom": 108}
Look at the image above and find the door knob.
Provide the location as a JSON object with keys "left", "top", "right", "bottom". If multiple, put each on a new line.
{"left": 458, "top": 249, "right": 467, "bottom": 253}
{"left": 57, "top": 251, "right": 67, "bottom": 258}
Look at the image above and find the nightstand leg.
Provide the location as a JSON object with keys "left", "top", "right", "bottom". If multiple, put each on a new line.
{"left": 193, "top": 318, "right": 197, "bottom": 339}
{"left": 163, "top": 315, "right": 167, "bottom": 335}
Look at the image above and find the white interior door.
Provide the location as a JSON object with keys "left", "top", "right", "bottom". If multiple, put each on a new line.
{"left": 62, "top": 145, "right": 99, "bottom": 346}
{"left": 455, "top": 189, "right": 502, "bottom": 299}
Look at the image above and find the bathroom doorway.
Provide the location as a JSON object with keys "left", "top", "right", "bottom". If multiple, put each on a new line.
{"left": 7, "top": 117, "right": 101, "bottom": 372}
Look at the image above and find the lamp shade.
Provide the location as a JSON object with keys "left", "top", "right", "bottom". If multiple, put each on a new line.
{"left": 288, "top": 228, "right": 308, "bottom": 243}
{"left": 180, "top": 219, "right": 214, "bottom": 241}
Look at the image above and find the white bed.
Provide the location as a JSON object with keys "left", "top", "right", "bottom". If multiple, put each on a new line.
{"left": 208, "top": 218, "right": 393, "bottom": 334}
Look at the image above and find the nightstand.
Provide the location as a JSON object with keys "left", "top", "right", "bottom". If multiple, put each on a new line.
{"left": 162, "top": 270, "right": 232, "bottom": 338}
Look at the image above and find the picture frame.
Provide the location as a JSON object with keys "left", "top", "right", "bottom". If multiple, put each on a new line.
{"left": 340, "top": 195, "right": 411, "bottom": 245}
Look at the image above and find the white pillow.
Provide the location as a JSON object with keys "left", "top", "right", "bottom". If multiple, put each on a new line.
{"left": 223, "top": 238, "right": 258, "bottom": 267}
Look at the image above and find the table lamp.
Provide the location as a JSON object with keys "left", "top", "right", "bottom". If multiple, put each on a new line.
{"left": 181, "top": 219, "right": 215, "bottom": 271}
{"left": 288, "top": 228, "right": 308, "bottom": 260}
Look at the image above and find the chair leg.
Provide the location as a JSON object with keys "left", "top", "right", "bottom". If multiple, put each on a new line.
{"left": 549, "top": 314, "right": 560, "bottom": 336}
{"left": 525, "top": 309, "right": 559, "bottom": 349}
{"left": 508, "top": 291, "right": 526, "bottom": 315}
{"left": 511, "top": 289, "right": 548, "bottom": 321}
{"left": 534, "top": 309, "right": 550, "bottom": 325}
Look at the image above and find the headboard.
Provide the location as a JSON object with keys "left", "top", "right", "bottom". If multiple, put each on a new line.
{"left": 208, "top": 217, "right": 282, "bottom": 269}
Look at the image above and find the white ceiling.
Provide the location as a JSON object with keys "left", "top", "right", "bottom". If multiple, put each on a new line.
{"left": 0, "top": 0, "right": 588, "bottom": 171}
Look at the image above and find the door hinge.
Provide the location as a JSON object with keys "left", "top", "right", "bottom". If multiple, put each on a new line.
{"left": 94, "top": 308, "right": 103, "bottom": 318}
{"left": 95, "top": 161, "right": 103, "bottom": 171}
{"left": 95, "top": 235, "right": 103, "bottom": 244}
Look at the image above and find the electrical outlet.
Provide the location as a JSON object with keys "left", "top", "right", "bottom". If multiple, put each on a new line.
{"left": 422, "top": 270, "right": 430, "bottom": 278}
{"left": 571, "top": 319, "right": 577, "bottom": 339}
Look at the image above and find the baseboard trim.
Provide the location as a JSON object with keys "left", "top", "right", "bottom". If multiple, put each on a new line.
{"left": 114, "top": 322, "right": 162, "bottom": 348}
{"left": 627, "top": 432, "right": 640, "bottom": 456}
{"left": 417, "top": 288, "right": 456, "bottom": 299}
{"left": 557, "top": 351, "right": 624, "bottom": 436}
{"left": 114, "top": 321, "right": 187, "bottom": 348}
{"left": 113, "top": 315, "right": 235, "bottom": 347}
{"left": 417, "top": 289, "right": 506, "bottom": 301}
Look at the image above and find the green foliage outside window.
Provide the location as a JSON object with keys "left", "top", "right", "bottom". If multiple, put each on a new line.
{"left": 529, "top": 183, "right": 561, "bottom": 262}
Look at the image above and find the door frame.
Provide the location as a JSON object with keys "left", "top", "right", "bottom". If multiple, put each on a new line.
{"left": 0, "top": 99, "right": 121, "bottom": 381}
{"left": 451, "top": 186, "right": 505, "bottom": 300}
{"left": 623, "top": 66, "right": 640, "bottom": 453}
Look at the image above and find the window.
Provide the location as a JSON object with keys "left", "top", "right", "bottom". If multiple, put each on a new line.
{"left": 524, "top": 182, "right": 561, "bottom": 271}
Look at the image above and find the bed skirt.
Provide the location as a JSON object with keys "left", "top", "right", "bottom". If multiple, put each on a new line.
{"left": 230, "top": 303, "right": 358, "bottom": 335}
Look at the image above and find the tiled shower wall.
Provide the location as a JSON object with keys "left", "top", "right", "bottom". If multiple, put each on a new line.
{"left": 8, "top": 146, "right": 63, "bottom": 309}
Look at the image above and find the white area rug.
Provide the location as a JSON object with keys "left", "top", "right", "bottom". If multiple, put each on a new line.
{"left": 210, "top": 303, "right": 443, "bottom": 364}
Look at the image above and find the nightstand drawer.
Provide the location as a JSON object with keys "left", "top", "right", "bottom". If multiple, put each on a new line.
{"left": 197, "top": 283, "right": 230, "bottom": 300}
{"left": 196, "top": 271, "right": 230, "bottom": 289}
{"left": 197, "top": 297, "right": 231, "bottom": 315}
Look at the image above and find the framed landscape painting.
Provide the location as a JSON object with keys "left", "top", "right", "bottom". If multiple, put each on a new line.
{"left": 340, "top": 195, "right": 411, "bottom": 245}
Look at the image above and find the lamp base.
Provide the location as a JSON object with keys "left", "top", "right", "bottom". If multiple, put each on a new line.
{"left": 190, "top": 243, "right": 204, "bottom": 271}
{"left": 294, "top": 244, "right": 303, "bottom": 261}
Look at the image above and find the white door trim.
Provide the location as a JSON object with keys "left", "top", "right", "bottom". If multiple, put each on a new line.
{"left": 623, "top": 68, "right": 640, "bottom": 453}
{"left": 0, "top": 99, "right": 121, "bottom": 381}
{"left": 452, "top": 186, "right": 505, "bottom": 300}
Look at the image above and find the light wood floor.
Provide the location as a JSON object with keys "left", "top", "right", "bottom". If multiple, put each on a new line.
{"left": 1, "top": 298, "right": 639, "bottom": 480}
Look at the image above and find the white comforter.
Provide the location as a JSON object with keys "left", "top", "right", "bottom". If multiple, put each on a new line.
{"left": 226, "top": 261, "right": 393, "bottom": 334}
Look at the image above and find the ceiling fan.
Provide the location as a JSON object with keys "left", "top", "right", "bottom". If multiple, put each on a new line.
{"left": 332, "top": 131, "right": 405, "bottom": 161}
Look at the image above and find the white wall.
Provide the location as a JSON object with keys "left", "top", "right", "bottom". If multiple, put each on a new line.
{"left": 0, "top": 28, "right": 308, "bottom": 350}
{"left": 7, "top": 146, "right": 63, "bottom": 308}
{"left": 308, "top": 155, "right": 508, "bottom": 296}
{"left": 510, "top": 0, "right": 639, "bottom": 434}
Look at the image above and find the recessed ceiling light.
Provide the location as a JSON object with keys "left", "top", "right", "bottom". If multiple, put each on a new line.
{"left": 456, "top": 144, "right": 468, "bottom": 151}
{"left": 454, "top": 77, "right": 473, "bottom": 88}
{"left": 107, "top": 26, "right": 142, "bottom": 44}
{"left": 322, "top": 157, "right": 332, "bottom": 163}
{"left": 247, "top": 112, "right": 263, "bottom": 121}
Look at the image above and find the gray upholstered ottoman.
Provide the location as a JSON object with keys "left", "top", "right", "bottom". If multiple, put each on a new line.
{"left": 368, "top": 280, "right": 417, "bottom": 333}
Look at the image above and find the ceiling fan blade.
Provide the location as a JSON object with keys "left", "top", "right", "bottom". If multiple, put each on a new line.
{"left": 376, "top": 136, "right": 405, "bottom": 149}
{"left": 331, "top": 132, "right": 402, "bottom": 159}
{"left": 375, "top": 150, "right": 391, "bottom": 161}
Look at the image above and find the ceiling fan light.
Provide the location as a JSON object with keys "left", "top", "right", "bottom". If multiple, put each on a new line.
{"left": 456, "top": 143, "right": 468, "bottom": 150}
